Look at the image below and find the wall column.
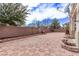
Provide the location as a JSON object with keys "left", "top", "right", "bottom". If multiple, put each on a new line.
{"left": 75, "top": 4, "right": 79, "bottom": 47}
{"left": 75, "top": 22, "right": 79, "bottom": 47}
{"left": 69, "top": 18, "right": 75, "bottom": 39}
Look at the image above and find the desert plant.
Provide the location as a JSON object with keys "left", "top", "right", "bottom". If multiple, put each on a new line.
{"left": 0, "top": 3, "right": 29, "bottom": 26}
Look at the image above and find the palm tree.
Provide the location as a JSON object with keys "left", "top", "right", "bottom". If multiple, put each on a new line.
{"left": 50, "top": 18, "right": 60, "bottom": 32}
{"left": 51, "top": 18, "right": 60, "bottom": 29}
{"left": 0, "top": 3, "right": 29, "bottom": 26}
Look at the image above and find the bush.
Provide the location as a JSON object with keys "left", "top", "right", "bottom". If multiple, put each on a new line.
{"left": 51, "top": 29, "right": 59, "bottom": 32}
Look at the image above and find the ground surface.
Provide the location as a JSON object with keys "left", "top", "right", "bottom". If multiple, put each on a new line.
{"left": 0, "top": 32, "right": 79, "bottom": 56}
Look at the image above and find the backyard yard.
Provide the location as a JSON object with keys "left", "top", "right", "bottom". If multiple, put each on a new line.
{"left": 0, "top": 32, "right": 79, "bottom": 56}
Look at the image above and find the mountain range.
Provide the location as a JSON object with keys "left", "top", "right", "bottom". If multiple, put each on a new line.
{"left": 28, "top": 17, "right": 69, "bottom": 27}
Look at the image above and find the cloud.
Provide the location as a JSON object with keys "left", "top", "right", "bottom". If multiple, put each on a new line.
{"left": 22, "top": 3, "right": 39, "bottom": 10}
{"left": 24, "top": 3, "right": 68, "bottom": 25}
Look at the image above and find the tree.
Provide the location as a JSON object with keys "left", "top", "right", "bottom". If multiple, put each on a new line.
{"left": 51, "top": 18, "right": 60, "bottom": 29}
{"left": 32, "top": 20, "right": 40, "bottom": 28}
{"left": 0, "top": 3, "right": 29, "bottom": 26}
{"left": 63, "top": 23, "right": 69, "bottom": 34}
{"left": 50, "top": 18, "right": 60, "bottom": 32}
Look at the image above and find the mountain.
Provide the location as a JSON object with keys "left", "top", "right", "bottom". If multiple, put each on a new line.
{"left": 28, "top": 18, "right": 52, "bottom": 27}
{"left": 27, "top": 17, "right": 69, "bottom": 27}
{"left": 40, "top": 18, "right": 52, "bottom": 26}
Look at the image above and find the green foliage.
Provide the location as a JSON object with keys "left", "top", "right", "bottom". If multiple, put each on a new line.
{"left": 63, "top": 23, "right": 69, "bottom": 34}
{"left": 50, "top": 18, "right": 60, "bottom": 32}
{"left": 51, "top": 29, "right": 58, "bottom": 32}
{"left": 0, "top": 3, "right": 29, "bottom": 26}
{"left": 63, "top": 23, "right": 69, "bottom": 30}
{"left": 51, "top": 18, "right": 60, "bottom": 29}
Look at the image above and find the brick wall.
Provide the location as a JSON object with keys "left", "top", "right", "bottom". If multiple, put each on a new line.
{"left": 0, "top": 26, "right": 39, "bottom": 38}
{"left": 0, "top": 26, "right": 50, "bottom": 39}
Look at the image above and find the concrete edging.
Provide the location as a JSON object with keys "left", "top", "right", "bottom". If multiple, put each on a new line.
{"left": 61, "top": 39, "right": 79, "bottom": 53}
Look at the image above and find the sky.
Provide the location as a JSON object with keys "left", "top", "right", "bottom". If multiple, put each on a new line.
{"left": 22, "top": 3, "right": 69, "bottom": 26}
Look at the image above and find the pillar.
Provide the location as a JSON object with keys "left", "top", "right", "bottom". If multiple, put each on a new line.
{"left": 75, "top": 4, "right": 79, "bottom": 47}
{"left": 75, "top": 22, "right": 79, "bottom": 47}
{"left": 69, "top": 17, "right": 75, "bottom": 39}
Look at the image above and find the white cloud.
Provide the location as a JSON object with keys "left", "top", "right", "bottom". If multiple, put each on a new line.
{"left": 25, "top": 4, "right": 68, "bottom": 25}
{"left": 22, "top": 3, "right": 39, "bottom": 9}
{"left": 58, "top": 3, "right": 68, "bottom": 12}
